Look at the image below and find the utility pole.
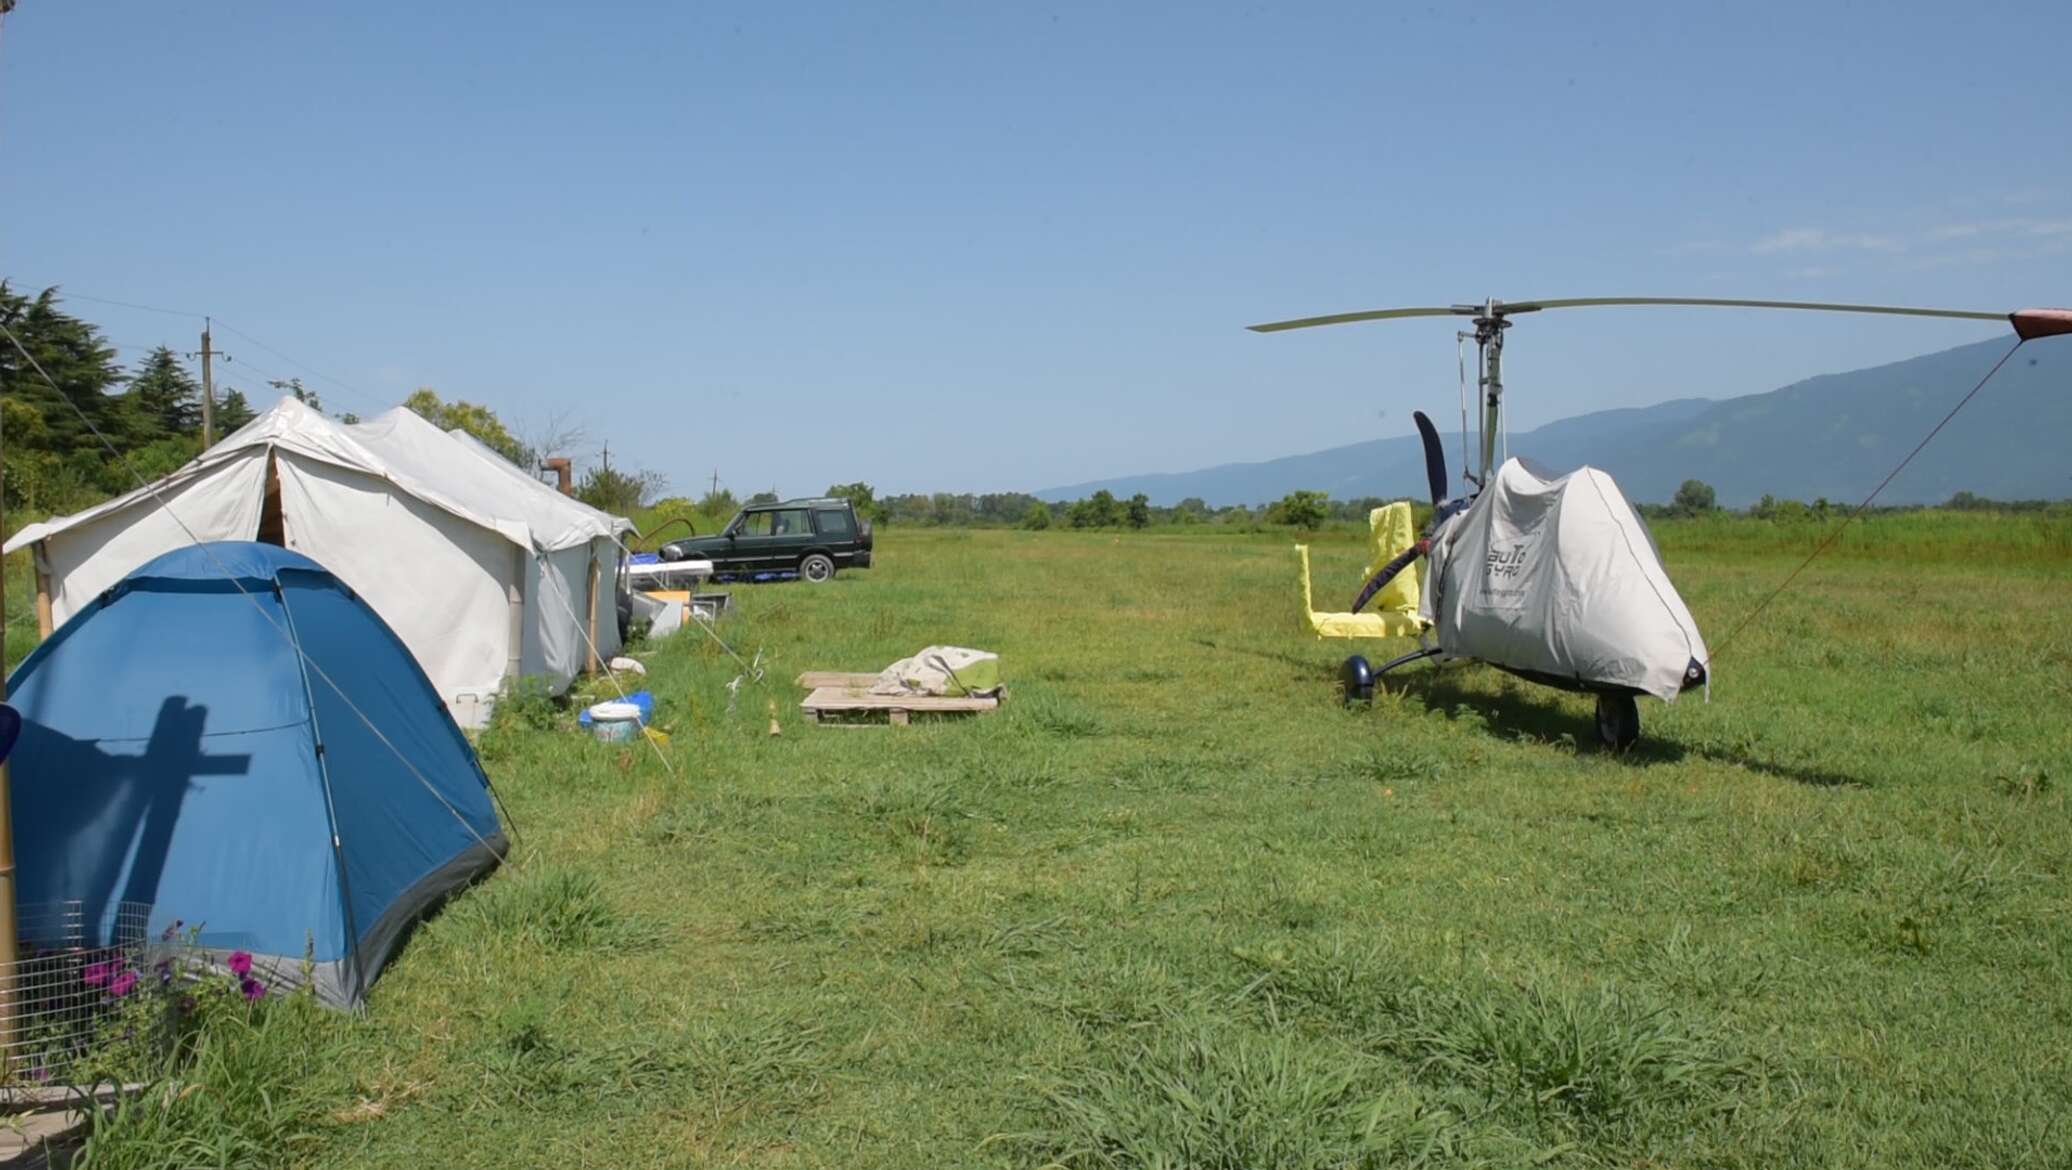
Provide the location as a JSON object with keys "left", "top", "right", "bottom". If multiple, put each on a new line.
{"left": 709, "top": 469, "right": 720, "bottom": 497}
{"left": 198, "top": 318, "right": 216, "bottom": 446}
{"left": 599, "top": 441, "right": 610, "bottom": 477}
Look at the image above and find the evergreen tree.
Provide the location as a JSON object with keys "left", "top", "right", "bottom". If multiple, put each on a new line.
{"left": 215, "top": 388, "right": 257, "bottom": 432}
{"left": 0, "top": 283, "right": 126, "bottom": 455}
{"left": 123, "top": 346, "right": 203, "bottom": 440}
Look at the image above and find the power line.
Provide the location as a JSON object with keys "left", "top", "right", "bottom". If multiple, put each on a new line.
{"left": 209, "top": 319, "right": 384, "bottom": 409}
{"left": 7, "top": 280, "right": 390, "bottom": 413}
{"left": 10, "top": 287, "right": 203, "bottom": 319}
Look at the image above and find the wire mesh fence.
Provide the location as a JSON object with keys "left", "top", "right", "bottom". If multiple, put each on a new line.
{"left": 0, "top": 901, "right": 159, "bottom": 1087}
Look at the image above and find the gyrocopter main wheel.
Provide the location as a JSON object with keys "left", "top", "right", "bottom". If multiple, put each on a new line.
{"left": 1594, "top": 693, "right": 1640, "bottom": 752}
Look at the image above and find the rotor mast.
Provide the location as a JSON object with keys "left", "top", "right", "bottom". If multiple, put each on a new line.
{"left": 1466, "top": 299, "right": 1510, "bottom": 486}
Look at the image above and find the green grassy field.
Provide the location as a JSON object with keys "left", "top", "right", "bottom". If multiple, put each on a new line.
{"left": 22, "top": 516, "right": 2072, "bottom": 1168}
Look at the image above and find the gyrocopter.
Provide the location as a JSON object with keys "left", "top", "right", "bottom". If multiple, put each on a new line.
{"left": 1252, "top": 297, "right": 2072, "bottom": 750}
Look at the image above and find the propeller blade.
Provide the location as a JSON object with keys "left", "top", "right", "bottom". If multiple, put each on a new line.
{"left": 1412, "top": 410, "right": 1447, "bottom": 506}
{"left": 1247, "top": 306, "right": 1465, "bottom": 333}
{"left": 1501, "top": 296, "right": 2007, "bottom": 322}
{"left": 1351, "top": 542, "right": 1424, "bottom": 615}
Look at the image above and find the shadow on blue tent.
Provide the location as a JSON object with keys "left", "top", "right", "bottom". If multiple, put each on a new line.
{"left": 4, "top": 542, "right": 508, "bottom": 1010}
{"left": 0, "top": 703, "right": 18, "bottom": 766}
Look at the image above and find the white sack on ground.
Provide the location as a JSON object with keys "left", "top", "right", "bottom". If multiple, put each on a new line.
{"left": 871, "top": 646, "right": 1001, "bottom": 696}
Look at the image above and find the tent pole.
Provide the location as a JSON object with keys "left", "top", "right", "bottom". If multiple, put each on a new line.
{"left": 32, "top": 546, "right": 52, "bottom": 638}
{"left": 584, "top": 549, "right": 600, "bottom": 674}
{"left": 506, "top": 547, "right": 524, "bottom": 683}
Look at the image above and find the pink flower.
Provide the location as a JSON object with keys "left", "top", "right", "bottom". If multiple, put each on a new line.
{"left": 239, "top": 975, "right": 266, "bottom": 1002}
{"left": 81, "top": 960, "right": 114, "bottom": 987}
{"left": 226, "top": 951, "right": 253, "bottom": 977}
{"left": 109, "top": 969, "right": 139, "bottom": 998}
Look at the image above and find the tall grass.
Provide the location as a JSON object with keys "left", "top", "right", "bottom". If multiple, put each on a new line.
{"left": 7, "top": 523, "right": 2071, "bottom": 1167}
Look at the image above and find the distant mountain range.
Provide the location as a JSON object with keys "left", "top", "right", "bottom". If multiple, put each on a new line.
{"left": 1035, "top": 336, "right": 2071, "bottom": 507}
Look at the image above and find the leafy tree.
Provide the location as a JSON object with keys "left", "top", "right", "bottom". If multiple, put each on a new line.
{"left": 1125, "top": 493, "right": 1151, "bottom": 530}
{"left": 1174, "top": 497, "right": 1208, "bottom": 524}
{"left": 1672, "top": 479, "right": 1718, "bottom": 516}
{"left": 1022, "top": 500, "right": 1052, "bottom": 530}
{"left": 699, "top": 487, "right": 739, "bottom": 519}
{"left": 826, "top": 481, "right": 890, "bottom": 524}
{"left": 404, "top": 387, "right": 531, "bottom": 466}
{"left": 746, "top": 490, "right": 780, "bottom": 506}
{"left": 271, "top": 378, "right": 319, "bottom": 413}
{"left": 1267, "top": 489, "right": 1329, "bottom": 530}
{"left": 123, "top": 346, "right": 203, "bottom": 440}
{"left": 1069, "top": 489, "right": 1122, "bottom": 528}
{"left": 578, "top": 465, "right": 666, "bottom": 515}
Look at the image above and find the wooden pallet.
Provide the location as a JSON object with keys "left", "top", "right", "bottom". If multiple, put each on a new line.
{"left": 795, "top": 672, "right": 1002, "bottom": 726}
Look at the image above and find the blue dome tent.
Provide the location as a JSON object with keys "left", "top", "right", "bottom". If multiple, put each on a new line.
{"left": 5, "top": 542, "right": 506, "bottom": 1009}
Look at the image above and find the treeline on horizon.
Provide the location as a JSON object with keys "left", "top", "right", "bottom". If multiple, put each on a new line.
{"left": 674, "top": 452, "right": 2068, "bottom": 538}
{"left": 781, "top": 482, "right": 2068, "bottom": 533}
{"left": 7, "top": 282, "right": 2063, "bottom": 538}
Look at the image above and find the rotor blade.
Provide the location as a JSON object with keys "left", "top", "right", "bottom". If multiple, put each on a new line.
{"left": 1411, "top": 410, "right": 1447, "bottom": 507}
{"left": 1351, "top": 543, "right": 1424, "bottom": 615}
{"left": 1501, "top": 296, "right": 2007, "bottom": 322}
{"left": 2012, "top": 308, "right": 2072, "bottom": 340}
{"left": 1246, "top": 306, "right": 1466, "bottom": 333}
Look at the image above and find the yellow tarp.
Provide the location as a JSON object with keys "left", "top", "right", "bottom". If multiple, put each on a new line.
{"left": 1297, "top": 502, "right": 1426, "bottom": 639}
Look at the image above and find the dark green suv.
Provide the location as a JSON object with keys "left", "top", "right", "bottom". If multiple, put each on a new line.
{"left": 660, "top": 497, "right": 874, "bottom": 582}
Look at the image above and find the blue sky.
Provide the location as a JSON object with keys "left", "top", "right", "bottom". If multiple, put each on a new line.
{"left": 4, "top": 1, "right": 2065, "bottom": 498}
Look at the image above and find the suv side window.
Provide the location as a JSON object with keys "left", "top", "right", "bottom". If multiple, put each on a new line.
{"left": 737, "top": 511, "right": 774, "bottom": 537}
{"left": 814, "top": 509, "right": 855, "bottom": 537}
{"left": 771, "top": 509, "right": 813, "bottom": 536}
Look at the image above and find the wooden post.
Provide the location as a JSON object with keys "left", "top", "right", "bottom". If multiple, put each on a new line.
{"left": 198, "top": 318, "right": 215, "bottom": 448}
{"left": 32, "top": 548, "right": 52, "bottom": 639}
{"left": 584, "top": 549, "right": 601, "bottom": 673}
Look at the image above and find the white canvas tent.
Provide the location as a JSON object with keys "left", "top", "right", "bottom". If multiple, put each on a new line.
{"left": 4, "top": 396, "right": 632, "bottom": 727}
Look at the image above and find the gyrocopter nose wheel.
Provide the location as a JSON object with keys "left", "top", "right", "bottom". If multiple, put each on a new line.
{"left": 1340, "top": 655, "right": 1376, "bottom": 706}
{"left": 1594, "top": 693, "right": 1640, "bottom": 752}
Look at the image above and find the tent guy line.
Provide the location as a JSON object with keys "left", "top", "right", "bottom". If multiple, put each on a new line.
{"left": 1, "top": 320, "right": 519, "bottom": 870}
{"left": 1709, "top": 336, "right": 2028, "bottom": 660}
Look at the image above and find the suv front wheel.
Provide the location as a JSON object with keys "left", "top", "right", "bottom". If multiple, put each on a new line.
{"left": 800, "top": 553, "right": 836, "bottom": 583}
